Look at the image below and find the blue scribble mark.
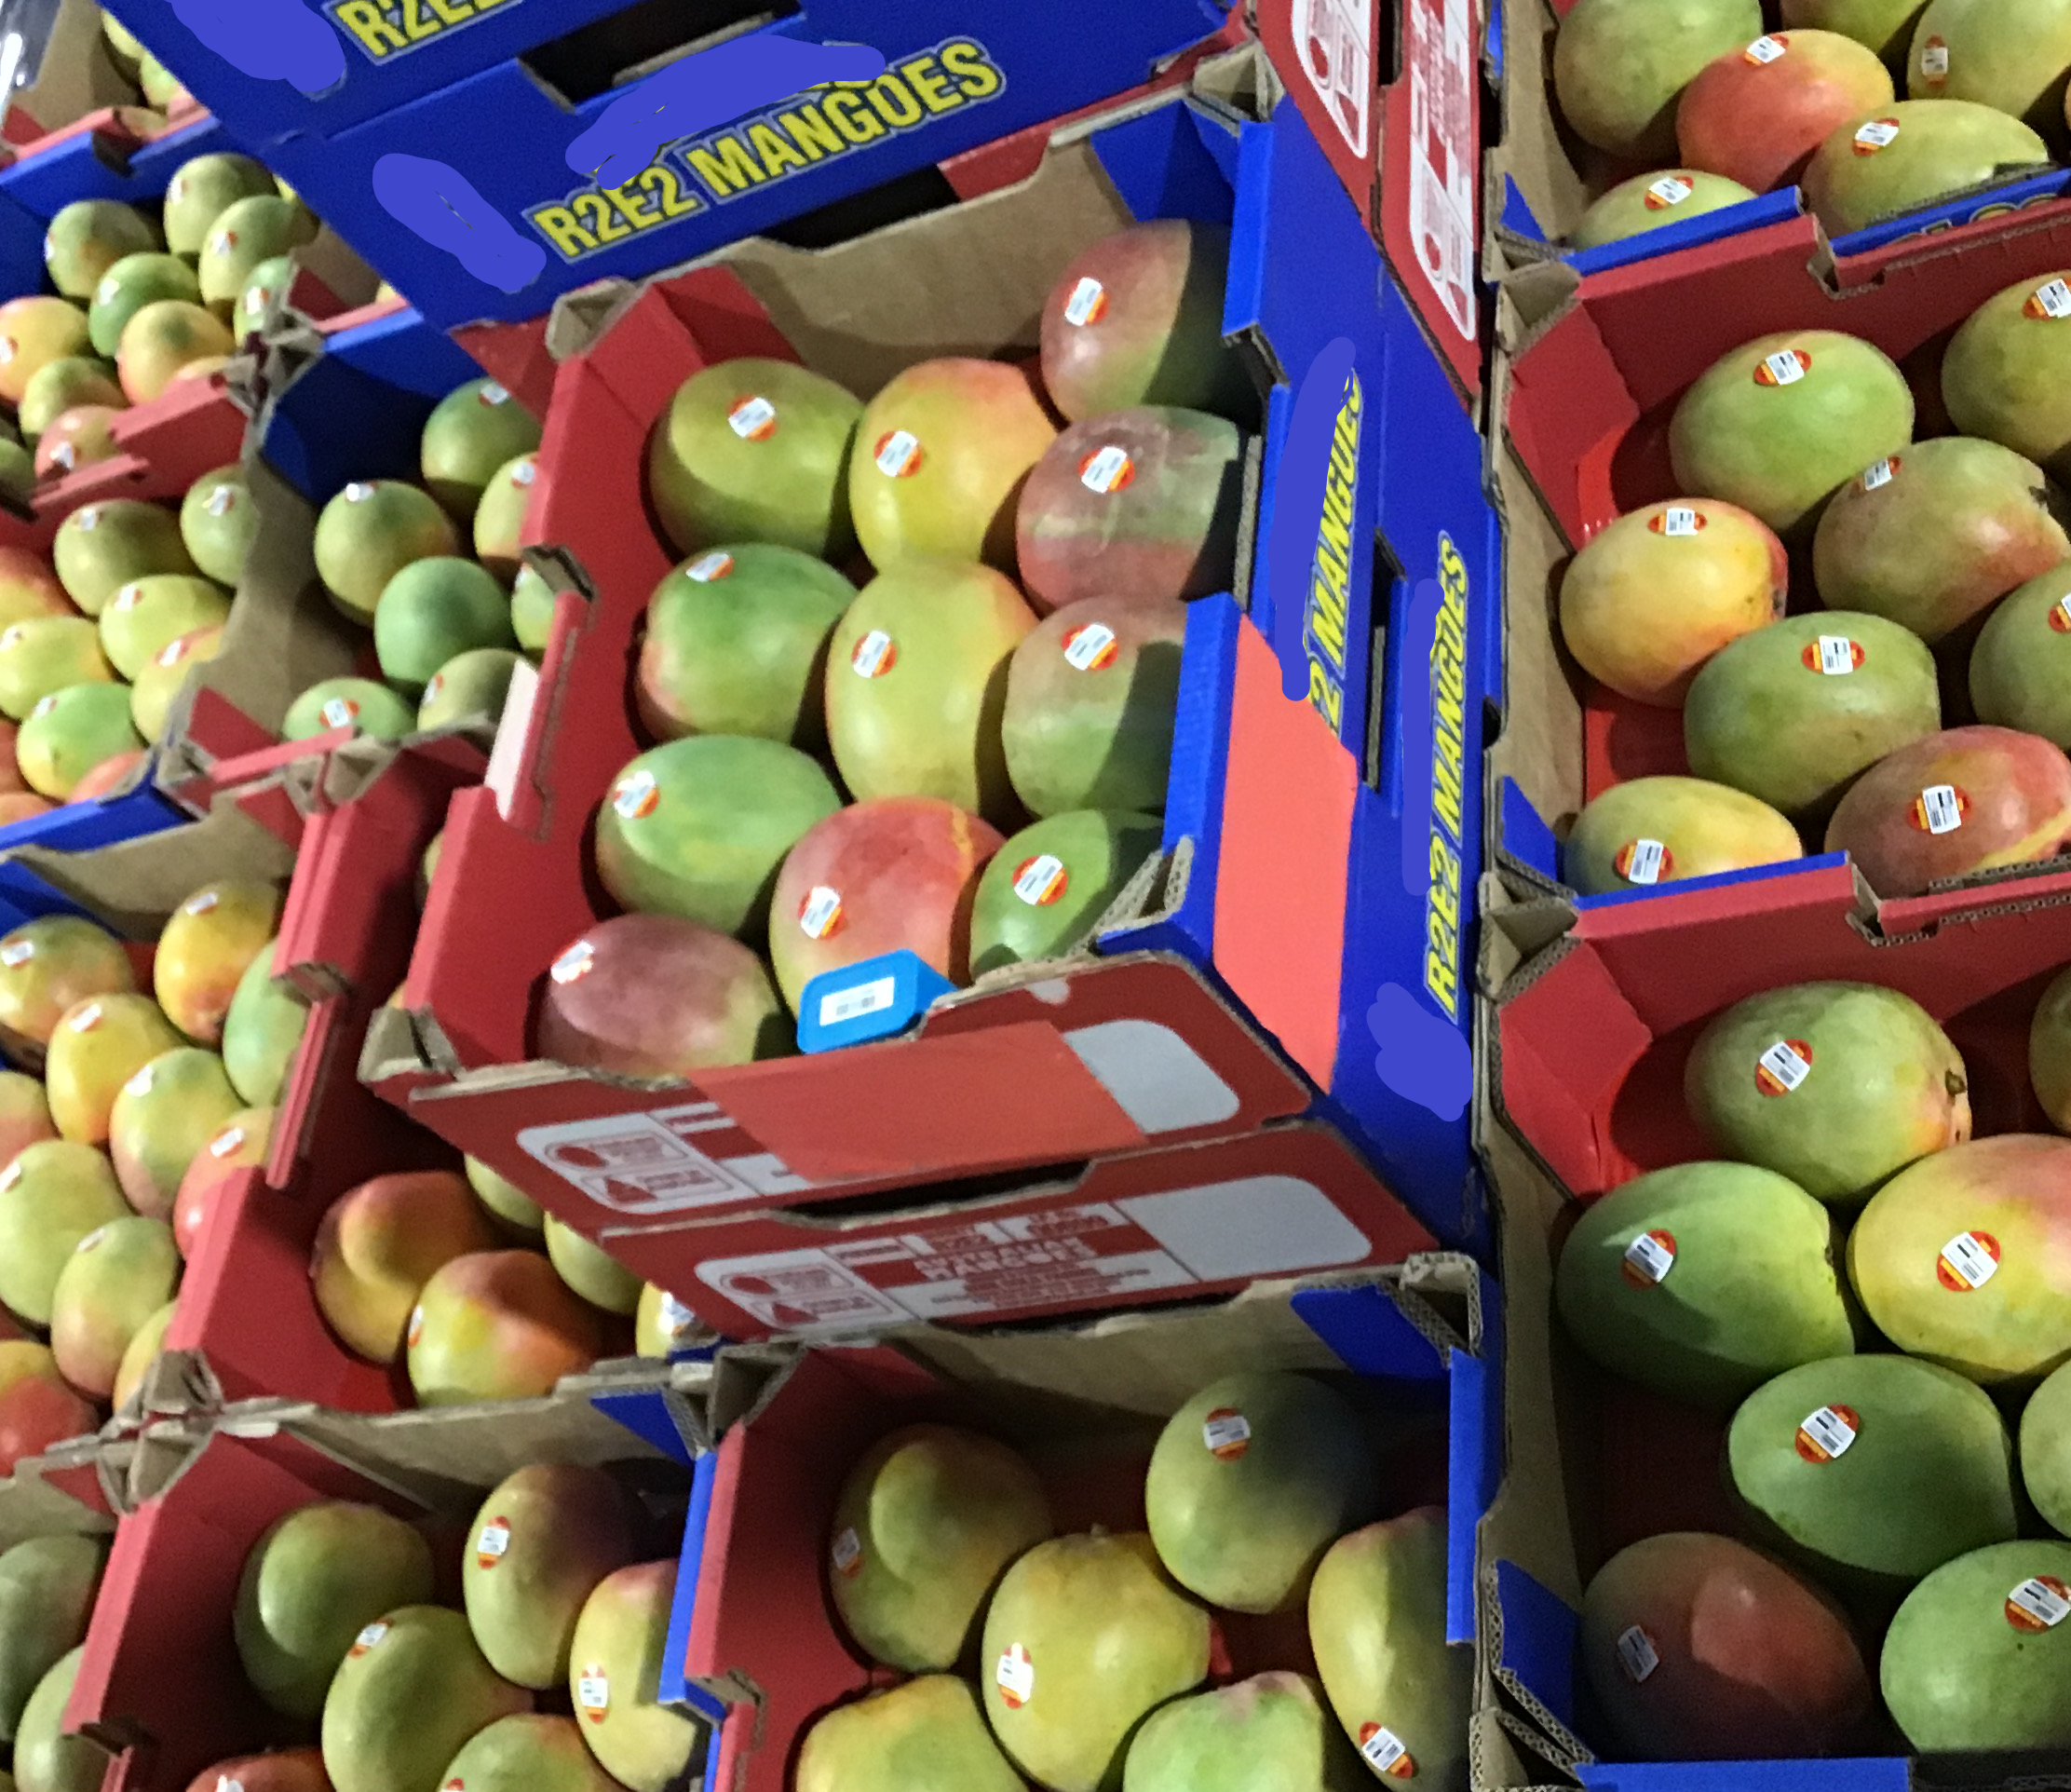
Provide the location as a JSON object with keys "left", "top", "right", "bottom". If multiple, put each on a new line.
{"left": 372, "top": 155, "right": 546, "bottom": 292}
{"left": 165, "top": 0, "right": 345, "bottom": 93}
{"left": 1399, "top": 576, "right": 1442, "bottom": 899}
{"left": 567, "top": 36, "right": 888, "bottom": 190}
{"left": 1266, "top": 335, "right": 1358, "bottom": 703}
{"left": 1368, "top": 983, "right": 1472, "bottom": 1121}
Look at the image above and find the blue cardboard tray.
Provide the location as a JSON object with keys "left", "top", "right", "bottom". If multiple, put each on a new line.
{"left": 0, "top": 762, "right": 188, "bottom": 938}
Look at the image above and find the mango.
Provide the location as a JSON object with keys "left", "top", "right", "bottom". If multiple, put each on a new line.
{"left": 0, "top": 301, "right": 91, "bottom": 408}
{"left": 163, "top": 153, "right": 277, "bottom": 258}
{"left": 180, "top": 1754, "right": 329, "bottom": 1792}
{"left": 633, "top": 1283, "right": 697, "bottom": 1357}
{"left": 1945, "top": 270, "right": 2071, "bottom": 482}
{"left": 53, "top": 499, "right": 194, "bottom": 617}
{"left": 108, "top": 1047, "right": 240, "bottom": 1218}
{"left": 1781, "top": 0, "right": 1928, "bottom": 69}
{"left": 969, "top": 809, "right": 1160, "bottom": 977}
{"left": 98, "top": 573, "right": 227, "bottom": 682}
{"left": 156, "top": 879, "right": 281, "bottom": 1047}
{"left": 116, "top": 300, "right": 233, "bottom": 403}
{"left": 0, "top": 552, "right": 71, "bottom": 631}
{"left": 1803, "top": 100, "right": 2049, "bottom": 237}
{"left": 1881, "top": 1540, "right": 2071, "bottom": 1749}
{"left": 1124, "top": 1672, "right": 1363, "bottom": 1792}
{"left": 196, "top": 197, "right": 317, "bottom": 319}
{"left": 237, "top": 1502, "right": 436, "bottom": 1719}
{"left": 222, "top": 943, "right": 309, "bottom": 1106}
{"left": 1554, "top": 0, "right": 1766, "bottom": 158}
{"left": 282, "top": 677, "right": 416, "bottom": 742}
{"left": 1307, "top": 1509, "right": 1470, "bottom": 1789}
{"left": 172, "top": 1107, "right": 273, "bottom": 1256}
{"left": 0, "top": 619, "right": 115, "bottom": 724}
{"left": 981, "top": 1533, "right": 1210, "bottom": 1792}
{"left": 463, "top": 1156, "right": 541, "bottom": 1237}
{"left": 312, "top": 1171, "right": 501, "bottom": 1363}
{"left": 1145, "top": 1371, "right": 1377, "bottom": 1615}
{"left": 850, "top": 358, "right": 1057, "bottom": 570}
{"left": 0, "top": 916, "right": 133, "bottom": 1069}
{"left": 1685, "top": 981, "right": 1969, "bottom": 1203}
{"left": 509, "top": 567, "right": 555, "bottom": 655}
{"left": 321, "top": 1605, "right": 530, "bottom": 1792}
{"left": 468, "top": 455, "right": 533, "bottom": 582}
{"left": 1680, "top": 29, "right": 1896, "bottom": 190}
{"left": 2020, "top": 1360, "right": 2071, "bottom": 1534}
{"left": 1670, "top": 330, "right": 1915, "bottom": 536}
{"left": 372, "top": 558, "right": 512, "bottom": 694}
{"left": 45, "top": 201, "right": 157, "bottom": 302}
{"left": 1970, "top": 560, "right": 2071, "bottom": 747}
{"left": 830, "top": 1423, "right": 1051, "bottom": 1672}
{"left": 1905, "top": 0, "right": 2071, "bottom": 135}
{"left": 768, "top": 797, "right": 1003, "bottom": 1011}
{"left": 636, "top": 544, "right": 854, "bottom": 745}
{"left": 648, "top": 358, "right": 860, "bottom": 559}
{"left": 1823, "top": 724, "right": 2071, "bottom": 896}
{"left": 417, "top": 649, "right": 520, "bottom": 731}
{"left": 799, "top": 1677, "right": 1024, "bottom": 1792}
{"left": 437, "top": 1715, "right": 618, "bottom": 1792}
{"left": 0, "top": 1072, "right": 54, "bottom": 1164}
{"left": 1685, "top": 610, "right": 1941, "bottom": 816}
{"left": 313, "top": 482, "right": 459, "bottom": 626}
{"left": 14, "top": 1650, "right": 105, "bottom": 1792}
{"left": 566, "top": 1563, "right": 696, "bottom": 1792}
{"left": 112, "top": 1297, "right": 173, "bottom": 1409}
{"left": 0, "top": 1345, "right": 95, "bottom": 1473}
{"left": 1579, "top": 1533, "right": 1870, "bottom": 1758}
{"left": 88, "top": 253, "right": 198, "bottom": 360}
{"left": 2035, "top": 962, "right": 2071, "bottom": 1132}
{"left": 1848, "top": 1133, "right": 2071, "bottom": 1381}
{"left": 0, "top": 1141, "right": 129, "bottom": 1324}
{"left": 1570, "top": 169, "right": 1758, "bottom": 249}
{"left": 48, "top": 1214, "right": 178, "bottom": 1398}
{"left": 463, "top": 1463, "right": 638, "bottom": 1689}
{"left": 19, "top": 359, "right": 123, "bottom": 441}
{"left": 407, "top": 1251, "right": 603, "bottom": 1405}
{"left": 45, "top": 992, "right": 181, "bottom": 1145}
{"left": 180, "top": 464, "right": 257, "bottom": 586}
{"left": 1559, "top": 497, "right": 1786, "bottom": 705}
{"left": 34, "top": 407, "right": 120, "bottom": 482}
{"left": 1563, "top": 775, "right": 1804, "bottom": 894}
{"left": 541, "top": 1218, "right": 641, "bottom": 1315}
{"left": 421, "top": 379, "right": 540, "bottom": 517}
{"left": 17, "top": 685, "right": 142, "bottom": 799}
{"left": 592, "top": 735, "right": 841, "bottom": 939}
{"left": 0, "top": 1537, "right": 102, "bottom": 1743}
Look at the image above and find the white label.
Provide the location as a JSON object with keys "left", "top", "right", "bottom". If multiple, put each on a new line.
{"left": 1645, "top": 175, "right": 1693, "bottom": 209}
{"left": 1763, "top": 350, "right": 1807, "bottom": 386}
{"left": 481, "top": 382, "right": 510, "bottom": 404}
{"left": 1658, "top": 505, "right": 1699, "bottom": 537}
{"left": 344, "top": 482, "right": 375, "bottom": 502}
{"left": 95, "top": 275, "right": 119, "bottom": 305}
{"left": 1063, "top": 276, "right": 1106, "bottom": 325}
{"left": 2036, "top": 279, "right": 2071, "bottom": 319}
{"left": 575, "top": 1672, "right": 609, "bottom": 1711}
{"left": 1800, "top": 1405, "right": 1858, "bottom": 1459}
{"left": 1403, "top": 0, "right": 1476, "bottom": 341}
{"left": 51, "top": 443, "right": 74, "bottom": 472}
{"left": 799, "top": 887, "right": 843, "bottom": 940}
{"left": 30, "top": 697, "right": 57, "bottom": 720}
{"left": 1816, "top": 635, "right": 1859, "bottom": 675}
{"left": 995, "top": 1644, "right": 1035, "bottom": 1707}
{"left": 1920, "top": 40, "right": 1949, "bottom": 77}
{"left": 510, "top": 461, "right": 535, "bottom": 486}
{"left": 1360, "top": 1729, "right": 1409, "bottom": 1772}
{"left": 873, "top": 430, "right": 921, "bottom": 477}
{"left": 0, "top": 940, "right": 33, "bottom": 968}
{"left": 550, "top": 941, "right": 594, "bottom": 984}
{"left": 1615, "top": 1625, "right": 1659, "bottom": 1683}
{"left": 1063, "top": 623, "right": 1117, "bottom": 671}
{"left": 1622, "top": 1232, "right": 1674, "bottom": 1284}
{"left": 2010, "top": 1578, "right": 2071, "bottom": 1628}
{"left": 205, "top": 483, "right": 236, "bottom": 517}
{"left": 1621, "top": 838, "right": 1667, "bottom": 885}
{"left": 613, "top": 768, "right": 657, "bottom": 821}
{"left": 70, "top": 1002, "right": 101, "bottom": 1032}
{"left": 74, "top": 507, "right": 96, "bottom": 530}
{"left": 319, "top": 697, "right": 358, "bottom": 729}
{"left": 1202, "top": 1410, "right": 1252, "bottom": 1454}
{"left": 830, "top": 1527, "right": 861, "bottom": 1574}
{"left": 850, "top": 630, "right": 896, "bottom": 678}
{"left": 1012, "top": 854, "right": 1068, "bottom": 905}
{"left": 726, "top": 395, "right": 776, "bottom": 440}
{"left": 1757, "top": 1039, "right": 1812, "bottom": 1093}
{"left": 1919, "top": 783, "right": 1963, "bottom": 835}
{"left": 125, "top": 1065, "right": 154, "bottom": 1097}
{"left": 1855, "top": 118, "right": 1901, "bottom": 150}
{"left": 209, "top": 1126, "right": 244, "bottom": 1159}
{"left": 1941, "top": 1231, "right": 1998, "bottom": 1289}
{"left": 476, "top": 1522, "right": 509, "bottom": 1560}
{"left": 659, "top": 1293, "right": 695, "bottom": 1337}
{"left": 686, "top": 551, "right": 733, "bottom": 582}
{"left": 1861, "top": 458, "right": 1896, "bottom": 492}
{"left": 184, "top": 889, "right": 220, "bottom": 915}
{"left": 1744, "top": 33, "right": 1787, "bottom": 61}
{"left": 113, "top": 584, "right": 142, "bottom": 612}
{"left": 818, "top": 976, "right": 897, "bottom": 1028}
{"left": 1079, "top": 445, "right": 1132, "bottom": 494}
{"left": 354, "top": 1622, "right": 388, "bottom": 1650}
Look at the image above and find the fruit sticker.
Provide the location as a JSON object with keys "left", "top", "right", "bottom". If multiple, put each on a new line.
{"left": 76, "top": 1226, "right": 105, "bottom": 1254}
{"left": 74, "top": 507, "right": 97, "bottom": 530}
{"left": 1804, "top": 636, "right": 1863, "bottom": 675}
{"left": 1357, "top": 1724, "right": 1415, "bottom": 1778}
{"left": 1011, "top": 854, "right": 1068, "bottom": 906}
{"left": 208, "top": 1125, "right": 244, "bottom": 1159}
{"left": 873, "top": 430, "right": 923, "bottom": 478}
{"left": 1794, "top": 1404, "right": 1860, "bottom": 1463}
{"left": 1743, "top": 34, "right": 1787, "bottom": 63}
{"left": 1649, "top": 506, "right": 1703, "bottom": 536}
{"left": 30, "top": 696, "right": 56, "bottom": 720}
{"left": 1860, "top": 457, "right": 1900, "bottom": 492}
{"left": 126, "top": 1064, "right": 155, "bottom": 1098}
{"left": 995, "top": 1643, "right": 1035, "bottom": 1708}
{"left": 850, "top": 631, "right": 897, "bottom": 678}
{"left": 2029, "top": 280, "right": 2071, "bottom": 320}
{"left": 612, "top": 769, "right": 659, "bottom": 821}
{"left": 1852, "top": 118, "right": 1901, "bottom": 154}
{"left": 424, "top": 674, "right": 447, "bottom": 706}
{"left": 481, "top": 383, "right": 512, "bottom": 406}
{"left": 551, "top": 941, "right": 595, "bottom": 984}
{"left": 686, "top": 551, "right": 734, "bottom": 583}
{"left": 406, "top": 1305, "right": 425, "bottom": 1349}
{"left": 659, "top": 1293, "right": 697, "bottom": 1339}
{"left": 1937, "top": 1229, "right": 1999, "bottom": 1291}
{"left": 1063, "top": 277, "right": 1108, "bottom": 326}
{"left": 1078, "top": 445, "right": 1134, "bottom": 495}
{"left": 0, "top": 940, "right": 29, "bottom": 968}
{"left": 1202, "top": 1406, "right": 1252, "bottom": 1459}
{"left": 95, "top": 276, "right": 119, "bottom": 307}
{"left": 830, "top": 1526, "right": 862, "bottom": 1578}
{"left": 2050, "top": 596, "right": 2071, "bottom": 633}
{"left": 320, "top": 697, "right": 359, "bottom": 729}
{"left": 49, "top": 442, "right": 74, "bottom": 473}
{"left": 1614, "top": 838, "right": 1670, "bottom": 885}
{"left": 475, "top": 1518, "right": 510, "bottom": 1568}
{"left": 1615, "top": 1624, "right": 1659, "bottom": 1683}
{"left": 1755, "top": 349, "right": 1810, "bottom": 387}
{"left": 0, "top": 628, "right": 20, "bottom": 651}
{"left": 576, "top": 1664, "right": 610, "bottom": 1722}
{"left": 210, "top": 228, "right": 236, "bottom": 257}
{"left": 1754, "top": 1039, "right": 1813, "bottom": 1097}
{"left": 0, "top": 1161, "right": 19, "bottom": 1193}
{"left": 2006, "top": 1575, "right": 2071, "bottom": 1632}
{"left": 726, "top": 396, "right": 778, "bottom": 441}
{"left": 510, "top": 462, "right": 535, "bottom": 487}
{"left": 345, "top": 482, "right": 376, "bottom": 503}
{"left": 1621, "top": 1229, "right": 1676, "bottom": 1287}
{"left": 1063, "top": 623, "right": 1117, "bottom": 672}
{"left": 798, "top": 886, "right": 844, "bottom": 941}
{"left": 349, "top": 1622, "right": 389, "bottom": 1657}
{"left": 70, "top": 1002, "right": 102, "bottom": 1034}
{"left": 1917, "top": 34, "right": 1948, "bottom": 82}
{"left": 161, "top": 638, "right": 195, "bottom": 668}
{"left": 205, "top": 483, "right": 237, "bottom": 517}
{"left": 1643, "top": 176, "right": 1693, "bottom": 210}
{"left": 1911, "top": 783, "right": 1967, "bottom": 835}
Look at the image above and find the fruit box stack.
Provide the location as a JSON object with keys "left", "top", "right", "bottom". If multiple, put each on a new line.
{"left": 358, "top": 47, "right": 1502, "bottom": 1351}
{"left": 1487, "top": 0, "right": 2071, "bottom": 281}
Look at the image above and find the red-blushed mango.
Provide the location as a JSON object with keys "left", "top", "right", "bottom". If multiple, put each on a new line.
{"left": 2035, "top": 961, "right": 2071, "bottom": 1133}
{"left": 1555, "top": 0, "right": 1766, "bottom": 158}
{"left": 1823, "top": 724, "right": 2071, "bottom": 895}
{"left": 45, "top": 201, "right": 157, "bottom": 302}
{"left": 223, "top": 941, "right": 309, "bottom": 1106}
{"left": 1580, "top": 1533, "right": 1871, "bottom": 1758}
{"left": 1145, "top": 1372, "right": 1378, "bottom": 1615}
{"left": 0, "top": 1345, "right": 96, "bottom": 1474}
{"left": 1685, "top": 610, "right": 1940, "bottom": 817}
{"left": 0, "top": 300, "right": 91, "bottom": 406}
{"left": 115, "top": 300, "right": 232, "bottom": 403}
{"left": 849, "top": 358, "right": 1058, "bottom": 570}
{"left": 1971, "top": 560, "right": 2071, "bottom": 747}
{"left": 1783, "top": 0, "right": 1929, "bottom": 67}
{"left": 1848, "top": 1133, "right": 2071, "bottom": 1381}
{"left": 321, "top": 1605, "right": 530, "bottom": 1792}
{"left": 1002, "top": 594, "right": 1185, "bottom": 818}
{"left": 981, "top": 1533, "right": 1210, "bottom": 1792}
{"left": 469, "top": 455, "right": 534, "bottom": 582}
{"left": 422, "top": 378, "right": 540, "bottom": 518}
{"left": 0, "top": 550, "right": 71, "bottom": 631}
{"left": 180, "top": 1750, "right": 330, "bottom": 1792}
{"left": 464, "top": 1156, "right": 541, "bottom": 1238}
{"left": 17, "top": 684, "right": 143, "bottom": 799}
{"left": 311, "top": 1170, "right": 502, "bottom": 1363}
{"left": 437, "top": 1715, "right": 616, "bottom": 1792}
{"left": 1680, "top": 29, "right": 1896, "bottom": 189}
{"left": 768, "top": 797, "right": 1003, "bottom": 1011}
{"left": 1812, "top": 439, "right": 2070, "bottom": 643}
{"left": 0, "top": 794, "right": 51, "bottom": 826}
{"left": 0, "top": 1535, "right": 103, "bottom": 1744}
{"left": 34, "top": 408, "right": 120, "bottom": 482}
{"left": 44, "top": 992, "right": 182, "bottom": 1144}
{"left": 15, "top": 1648, "right": 107, "bottom": 1792}
{"left": 798, "top": 1677, "right": 1024, "bottom": 1792}
{"left": 0, "top": 916, "right": 134, "bottom": 1068}
{"left": 53, "top": 499, "right": 193, "bottom": 618}
{"left": 825, "top": 561, "right": 1036, "bottom": 823}
{"left": 1685, "top": 981, "right": 1969, "bottom": 1203}
{"left": 0, "top": 618, "right": 116, "bottom": 722}
{"left": 541, "top": 1217, "right": 641, "bottom": 1316}
{"left": 0, "top": 720, "right": 24, "bottom": 792}
{"left": 312, "top": 480, "right": 460, "bottom": 625}
{"left": 969, "top": 809, "right": 1162, "bottom": 976}
{"left": 2022, "top": 1360, "right": 2071, "bottom": 1533}
{"left": 1670, "top": 330, "right": 1915, "bottom": 536}
{"left": 1946, "top": 271, "right": 2071, "bottom": 482}
{"left": 64, "top": 750, "right": 139, "bottom": 801}
{"left": 1563, "top": 776, "right": 1804, "bottom": 895}
{"left": 1802, "top": 100, "right": 2049, "bottom": 236}
{"left": 1038, "top": 221, "right": 1249, "bottom": 424}
{"left": 1905, "top": 0, "right": 2071, "bottom": 135}
{"left": 156, "top": 878, "right": 280, "bottom": 1045}
{"left": 0, "top": 1141, "right": 129, "bottom": 1325}
{"left": 463, "top": 1463, "right": 638, "bottom": 1689}
{"left": 0, "top": 1072, "right": 53, "bottom": 1165}
{"left": 98, "top": 573, "right": 228, "bottom": 681}
{"left": 1570, "top": 169, "right": 1757, "bottom": 249}
{"left": 172, "top": 1106, "right": 272, "bottom": 1256}
{"left": 1124, "top": 1672, "right": 1364, "bottom": 1792}
{"left": 1014, "top": 407, "right": 1243, "bottom": 613}
{"left": 49, "top": 1214, "right": 179, "bottom": 1398}
{"left": 566, "top": 1562, "right": 698, "bottom": 1792}
{"left": 237, "top": 1503, "right": 436, "bottom": 1720}
{"left": 1559, "top": 498, "right": 1786, "bottom": 705}
{"left": 1556, "top": 1162, "right": 1856, "bottom": 1407}
{"left": 108, "top": 1046, "right": 241, "bottom": 1218}
{"left": 111, "top": 1297, "right": 172, "bottom": 1408}
{"left": 535, "top": 913, "right": 788, "bottom": 1078}
{"left": 829, "top": 1423, "right": 1052, "bottom": 1672}
{"left": 647, "top": 357, "right": 860, "bottom": 560}
{"left": 635, "top": 544, "right": 855, "bottom": 745}
{"left": 407, "top": 1250, "right": 604, "bottom": 1405}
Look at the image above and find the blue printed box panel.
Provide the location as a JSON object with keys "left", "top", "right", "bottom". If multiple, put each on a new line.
{"left": 246, "top": 0, "right": 1229, "bottom": 332}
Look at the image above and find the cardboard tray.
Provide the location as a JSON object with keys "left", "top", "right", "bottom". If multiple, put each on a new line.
{"left": 672, "top": 1256, "right": 1497, "bottom": 1791}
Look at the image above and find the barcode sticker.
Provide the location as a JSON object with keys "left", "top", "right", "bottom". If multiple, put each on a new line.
{"left": 995, "top": 1644, "right": 1035, "bottom": 1708}
{"left": 1918, "top": 784, "right": 1964, "bottom": 835}
{"left": 1757, "top": 1039, "right": 1813, "bottom": 1094}
{"left": 2035, "top": 279, "right": 2071, "bottom": 319}
{"left": 1616, "top": 1625, "right": 1659, "bottom": 1683}
{"left": 1797, "top": 1404, "right": 1859, "bottom": 1461}
{"left": 1619, "top": 838, "right": 1668, "bottom": 885}
{"left": 1938, "top": 1230, "right": 1999, "bottom": 1290}
{"left": 1744, "top": 34, "right": 1787, "bottom": 61}
{"left": 2009, "top": 1576, "right": 2071, "bottom": 1631}
{"left": 1763, "top": 349, "right": 1807, "bottom": 385}
{"left": 1816, "top": 635, "right": 1860, "bottom": 675}
{"left": 1202, "top": 1408, "right": 1252, "bottom": 1458}
{"left": 1063, "top": 277, "right": 1107, "bottom": 326}
{"left": 818, "top": 976, "right": 897, "bottom": 1028}
{"left": 1622, "top": 1231, "right": 1675, "bottom": 1285}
